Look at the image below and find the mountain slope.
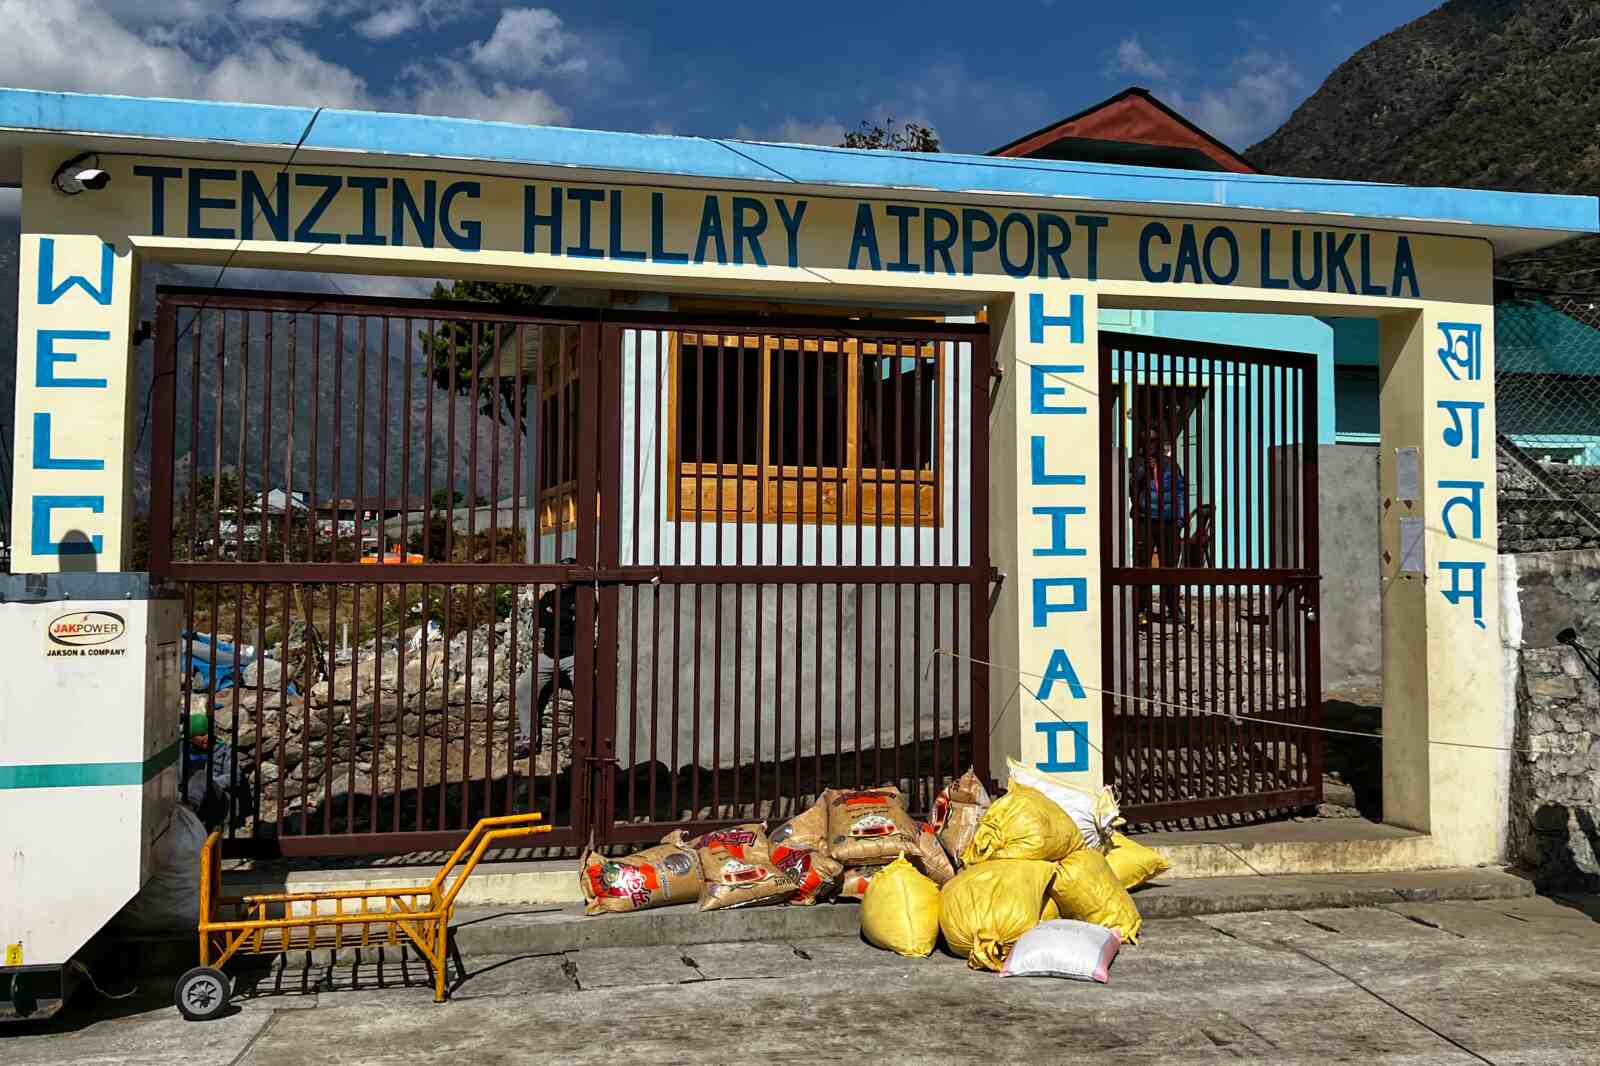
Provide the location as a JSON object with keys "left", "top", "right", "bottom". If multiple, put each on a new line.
{"left": 1248, "top": 0, "right": 1600, "bottom": 288}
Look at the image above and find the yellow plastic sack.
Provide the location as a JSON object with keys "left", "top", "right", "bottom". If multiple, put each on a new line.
{"left": 1006, "top": 757, "right": 1124, "bottom": 847}
{"left": 1041, "top": 896, "right": 1061, "bottom": 921}
{"left": 961, "top": 783, "right": 1084, "bottom": 866}
{"left": 938, "top": 859, "right": 1057, "bottom": 971}
{"left": 1103, "top": 832, "right": 1171, "bottom": 890}
{"left": 1049, "top": 849, "right": 1142, "bottom": 944}
{"left": 860, "top": 855, "right": 941, "bottom": 958}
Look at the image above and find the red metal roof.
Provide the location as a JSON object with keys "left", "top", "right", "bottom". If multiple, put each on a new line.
{"left": 990, "top": 87, "right": 1258, "bottom": 174}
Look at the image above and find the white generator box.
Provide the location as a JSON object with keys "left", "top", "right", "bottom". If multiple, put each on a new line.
{"left": 0, "top": 573, "right": 182, "bottom": 1020}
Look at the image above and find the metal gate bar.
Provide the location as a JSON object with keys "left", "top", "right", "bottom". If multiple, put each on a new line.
{"left": 1099, "top": 330, "right": 1320, "bottom": 825}
{"left": 592, "top": 315, "right": 990, "bottom": 845}
{"left": 150, "top": 288, "right": 598, "bottom": 856}
{"left": 150, "top": 288, "right": 991, "bottom": 857}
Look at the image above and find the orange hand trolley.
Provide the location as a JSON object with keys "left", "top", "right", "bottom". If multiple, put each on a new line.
{"left": 174, "top": 812, "right": 550, "bottom": 1020}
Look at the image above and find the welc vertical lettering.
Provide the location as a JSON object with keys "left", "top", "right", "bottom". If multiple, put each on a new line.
{"left": 31, "top": 496, "right": 105, "bottom": 556}
{"left": 36, "top": 330, "right": 110, "bottom": 389}
{"left": 37, "top": 239, "right": 115, "bottom": 306}
{"left": 31, "top": 413, "right": 104, "bottom": 470}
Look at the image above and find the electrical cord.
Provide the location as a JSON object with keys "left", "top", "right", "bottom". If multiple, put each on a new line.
{"left": 68, "top": 959, "right": 138, "bottom": 1001}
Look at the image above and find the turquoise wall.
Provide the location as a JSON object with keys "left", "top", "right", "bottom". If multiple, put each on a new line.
{"left": 1105, "top": 309, "right": 1334, "bottom": 568}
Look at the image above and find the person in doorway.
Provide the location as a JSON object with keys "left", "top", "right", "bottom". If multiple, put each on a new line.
{"left": 1129, "top": 427, "right": 1187, "bottom": 626}
{"left": 513, "top": 560, "right": 581, "bottom": 760}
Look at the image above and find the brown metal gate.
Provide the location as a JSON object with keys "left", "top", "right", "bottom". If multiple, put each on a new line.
{"left": 1099, "top": 331, "right": 1321, "bottom": 824}
{"left": 149, "top": 287, "right": 990, "bottom": 857}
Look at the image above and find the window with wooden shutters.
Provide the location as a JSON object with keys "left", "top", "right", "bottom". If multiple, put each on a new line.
{"left": 667, "top": 332, "right": 941, "bottom": 525}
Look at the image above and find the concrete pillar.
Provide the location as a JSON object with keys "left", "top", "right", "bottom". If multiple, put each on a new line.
{"left": 9, "top": 229, "right": 141, "bottom": 572}
{"left": 1379, "top": 301, "right": 1506, "bottom": 862}
{"left": 988, "top": 283, "right": 1102, "bottom": 789}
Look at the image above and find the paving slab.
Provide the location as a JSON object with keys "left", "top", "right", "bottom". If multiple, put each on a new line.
{"left": 427, "top": 867, "right": 1537, "bottom": 962}
{"left": 1130, "top": 866, "right": 1532, "bottom": 919}
{"left": 13, "top": 894, "right": 1600, "bottom": 1066}
{"left": 675, "top": 939, "right": 814, "bottom": 981}
{"left": 566, "top": 944, "right": 706, "bottom": 990}
{"left": 113, "top": 866, "right": 1538, "bottom": 979}
{"left": 1385, "top": 899, "right": 1585, "bottom": 942}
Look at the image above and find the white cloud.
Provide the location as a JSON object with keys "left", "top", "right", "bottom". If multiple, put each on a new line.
{"left": 0, "top": 0, "right": 221, "bottom": 101}
{"left": 469, "top": 7, "right": 586, "bottom": 77}
{"left": 1325, "top": 1, "right": 1345, "bottom": 17}
{"left": 736, "top": 118, "right": 847, "bottom": 145}
{"left": 405, "top": 61, "right": 569, "bottom": 126}
{"left": 1162, "top": 52, "right": 1307, "bottom": 149}
{"left": 356, "top": 3, "right": 422, "bottom": 40}
{"left": 233, "top": 0, "right": 334, "bottom": 22}
{"left": 207, "top": 39, "right": 373, "bottom": 109}
{"left": 1108, "top": 36, "right": 1169, "bottom": 82}
{"left": 0, "top": 0, "right": 586, "bottom": 126}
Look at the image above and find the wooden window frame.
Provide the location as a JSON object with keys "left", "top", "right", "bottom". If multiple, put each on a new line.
{"left": 536, "top": 325, "right": 581, "bottom": 533}
{"left": 666, "top": 332, "right": 944, "bottom": 527}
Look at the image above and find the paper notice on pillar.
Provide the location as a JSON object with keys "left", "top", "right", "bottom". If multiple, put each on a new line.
{"left": 1395, "top": 447, "right": 1421, "bottom": 501}
{"left": 1399, "top": 516, "right": 1425, "bottom": 573}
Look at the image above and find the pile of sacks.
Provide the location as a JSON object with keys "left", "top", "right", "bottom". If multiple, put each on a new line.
{"left": 578, "top": 783, "right": 953, "bottom": 915}
{"left": 862, "top": 759, "right": 1170, "bottom": 980}
{"left": 576, "top": 761, "right": 1170, "bottom": 981}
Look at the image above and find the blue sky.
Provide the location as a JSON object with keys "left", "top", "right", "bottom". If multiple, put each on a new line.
{"left": 0, "top": 1, "right": 1438, "bottom": 154}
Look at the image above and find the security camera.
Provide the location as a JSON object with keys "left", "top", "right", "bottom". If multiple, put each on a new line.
{"left": 51, "top": 152, "right": 109, "bottom": 195}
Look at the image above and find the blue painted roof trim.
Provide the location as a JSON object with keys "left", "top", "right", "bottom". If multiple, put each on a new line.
{"left": 1, "top": 88, "right": 1596, "bottom": 238}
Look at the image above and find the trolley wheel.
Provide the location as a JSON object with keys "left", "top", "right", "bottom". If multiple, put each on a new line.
{"left": 174, "top": 966, "right": 230, "bottom": 1021}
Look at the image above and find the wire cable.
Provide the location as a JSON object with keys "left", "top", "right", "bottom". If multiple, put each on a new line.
{"left": 134, "top": 106, "right": 327, "bottom": 452}
{"left": 927, "top": 646, "right": 1555, "bottom": 756}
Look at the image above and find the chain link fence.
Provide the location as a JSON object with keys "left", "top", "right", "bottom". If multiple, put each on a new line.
{"left": 1495, "top": 293, "right": 1600, "bottom": 552}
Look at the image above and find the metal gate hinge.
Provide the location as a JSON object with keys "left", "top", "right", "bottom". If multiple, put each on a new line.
{"left": 989, "top": 566, "right": 1006, "bottom": 588}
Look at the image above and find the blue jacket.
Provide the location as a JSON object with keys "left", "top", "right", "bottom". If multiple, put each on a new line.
{"left": 1133, "top": 457, "right": 1186, "bottom": 521}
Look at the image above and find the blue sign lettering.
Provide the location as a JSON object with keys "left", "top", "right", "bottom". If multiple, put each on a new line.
{"left": 1440, "top": 559, "right": 1487, "bottom": 630}
{"left": 31, "top": 413, "right": 105, "bottom": 471}
{"left": 1032, "top": 506, "right": 1087, "bottom": 557}
{"left": 37, "top": 239, "right": 114, "bottom": 306}
{"left": 36, "top": 330, "right": 110, "bottom": 389}
{"left": 1029, "top": 364, "right": 1086, "bottom": 416}
{"left": 1030, "top": 436, "right": 1086, "bottom": 486}
{"left": 1034, "top": 720, "right": 1088, "bottom": 773}
{"left": 31, "top": 495, "right": 104, "bottom": 556}
{"left": 1032, "top": 577, "right": 1087, "bottom": 625}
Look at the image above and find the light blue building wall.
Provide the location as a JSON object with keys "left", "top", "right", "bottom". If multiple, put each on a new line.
{"left": 1102, "top": 308, "right": 1333, "bottom": 568}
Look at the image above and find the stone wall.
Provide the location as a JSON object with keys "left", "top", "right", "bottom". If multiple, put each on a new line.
{"left": 1498, "top": 453, "right": 1600, "bottom": 553}
{"left": 1504, "top": 549, "right": 1600, "bottom": 890}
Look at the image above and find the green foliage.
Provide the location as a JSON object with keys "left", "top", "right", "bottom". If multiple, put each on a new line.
{"left": 840, "top": 119, "right": 941, "bottom": 152}
{"left": 380, "top": 582, "right": 518, "bottom": 639}
{"left": 420, "top": 280, "right": 544, "bottom": 428}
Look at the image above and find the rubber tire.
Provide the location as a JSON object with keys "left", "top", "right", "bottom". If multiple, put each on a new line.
{"left": 174, "top": 966, "right": 230, "bottom": 1021}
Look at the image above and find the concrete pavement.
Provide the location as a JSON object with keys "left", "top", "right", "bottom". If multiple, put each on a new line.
{"left": 8, "top": 894, "right": 1600, "bottom": 1064}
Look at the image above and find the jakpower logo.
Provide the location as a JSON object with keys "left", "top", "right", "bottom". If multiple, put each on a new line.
{"left": 47, "top": 611, "right": 127, "bottom": 647}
